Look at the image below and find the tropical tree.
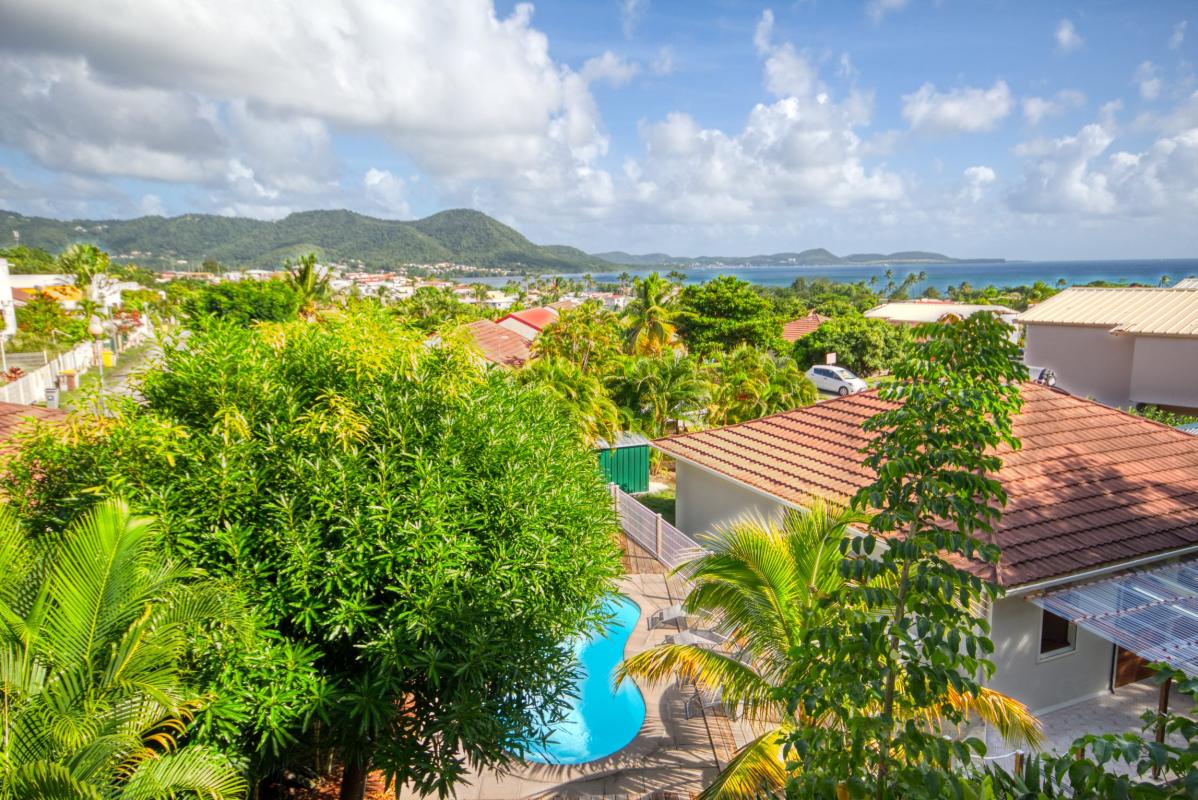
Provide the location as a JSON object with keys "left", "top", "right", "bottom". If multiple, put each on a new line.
{"left": 184, "top": 280, "right": 301, "bottom": 326}
{"left": 707, "top": 345, "right": 817, "bottom": 426}
{"left": 56, "top": 243, "right": 110, "bottom": 289}
{"left": 533, "top": 301, "right": 624, "bottom": 375}
{"left": 793, "top": 315, "right": 909, "bottom": 377}
{"left": 677, "top": 275, "right": 780, "bottom": 355}
{"left": 284, "top": 252, "right": 331, "bottom": 314}
{"left": 617, "top": 501, "right": 1041, "bottom": 800}
{"left": 0, "top": 500, "right": 247, "bottom": 800}
{"left": 517, "top": 356, "right": 621, "bottom": 443}
{"left": 623, "top": 272, "right": 681, "bottom": 355}
{"left": 609, "top": 352, "right": 709, "bottom": 438}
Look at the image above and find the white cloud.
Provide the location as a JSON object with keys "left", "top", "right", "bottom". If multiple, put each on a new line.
{"left": 138, "top": 194, "right": 166, "bottom": 216}
{"left": 0, "top": 0, "right": 616, "bottom": 220}
{"left": 650, "top": 46, "right": 674, "bottom": 76}
{"left": 1169, "top": 20, "right": 1187, "bottom": 50}
{"left": 866, "top": 0, "right": 908, "bottom": 25}
{"left": 961, "top": 165, "right": 996, "bottom": 203}
{"left": 1010, "top": 124, "right": 1115, "bottom": 214}
{"left": 620, "top": 0, "right": 647, "bottom": 37}
{"left": 901, "top": 80, "right": 1012, "bottom": 133}
{"left": 1136, "top": 61, "right": 1162, "bottom": 101}
{"left": 581, "top": 51, "right": 640, "bottom": 87}
{"left": 1056, "top": 19, "right": 1083, "bottom": 52}
{"left": 362, "top": 168, "right": 411, "bottom": 217}
{"left": 1022, "top": 89, "right": 1086, "bottom": 125}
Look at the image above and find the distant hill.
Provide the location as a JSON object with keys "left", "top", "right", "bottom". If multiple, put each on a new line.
{"left": 0, "top": 208, "right": 613, "bottom": 272}
{"left": 591, "top": 247, "right": 1002, "bottom": 267}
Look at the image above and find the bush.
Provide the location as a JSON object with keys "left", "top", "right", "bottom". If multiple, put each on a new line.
{"left": 793, "top": 315, "right": 909, "bottom": 376}
{"left": 678, "top": 275, "right": 780, "bottom": 354}
{"left": 184, "top": 279, "right": 300, "bottom": 325}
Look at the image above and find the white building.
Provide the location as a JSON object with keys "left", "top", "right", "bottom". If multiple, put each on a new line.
{"left": 652, "top": 383, "right": 1198, "bottom": 717}
{"left": 1018, "top": 287, "right": 1198, "bottom": 414}
{"left": 865, "top": 299, "right": 1020, "bottom": 339}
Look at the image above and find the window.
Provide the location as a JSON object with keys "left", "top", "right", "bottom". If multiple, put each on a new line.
{"left": 1039, "top": 610, "right": 1076, "bottom": 658}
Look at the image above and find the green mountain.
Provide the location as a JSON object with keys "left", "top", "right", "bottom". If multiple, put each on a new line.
{"left": 591, "top": 247, "right": 1001, "bottom": 267}
{"left": 0, "top": 208, "right": 612, "bottom": 272}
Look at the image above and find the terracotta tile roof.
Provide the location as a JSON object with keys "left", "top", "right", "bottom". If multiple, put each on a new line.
{"left": 1017, "top": 287, "right": 1198, "bottom": 337}
{"left": 0, "top": 402, "right": 67, "bottom": 454}
{"left": 781, "top": 313, "right": 828, "bottom": 342}
{"left": 459, "top": 319, "right": 531, "bottom": 368}
{"left": 497, "top": 307, "right": 559, "bottom": 332}
{"left": 548, "top": 299, "right": 580, "bottom": 311}
{"left": 654, "top": 383, "right": 1198, "bottom": 588}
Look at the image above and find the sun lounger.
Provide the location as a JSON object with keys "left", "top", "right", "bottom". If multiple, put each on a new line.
{"left": 647, "top": 602, "right": 688, "bottom": 630}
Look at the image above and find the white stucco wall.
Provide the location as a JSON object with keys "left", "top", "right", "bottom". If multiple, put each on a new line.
{"left": 1023, "top": 323, "right": 1136, "bottom": 408}
{"left": 674, "top": 460, "right": 787, "bottom": 538}
{"left": 1128, "top": 337, "right": 1198, "bottom": 412}
{"left": 986, "top": 595, "right": 1114, "bottom": 714}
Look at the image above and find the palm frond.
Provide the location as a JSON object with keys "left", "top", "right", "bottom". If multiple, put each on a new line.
{"left": 698, "top": 727, "right": 789, "bottom": 800}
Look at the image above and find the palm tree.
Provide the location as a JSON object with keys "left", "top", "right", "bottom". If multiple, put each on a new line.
{"left": 707, "top": 346, "right": 817, "bottom": 426}
{"left": 623, "top": 273, "right": 680, "bottom": 355}
{"left": 609, "top": 352, "right": 710, "bottom": 438}
{"left": 517, "top": 357, "right": 620, "bottom": 443}
{"left": 0, "top": 500, "right": 247, "bottom": 799}
{"left": 285, "top": 252, "right": 331, "bottom": 314}
{"left": 471, "top": 283, "right": 490, "bottom": 305}
{"left": 56, "top": 243, "right": 110, "bottom": 298}
{"left": 617, "top": 501, "right": 1042, "bottom": 800}
{"left": 1160, "top": 275, "right": 1172, "bottom": 287}
{"left": 617, "top": 272, "right": 632, "bottom": 294}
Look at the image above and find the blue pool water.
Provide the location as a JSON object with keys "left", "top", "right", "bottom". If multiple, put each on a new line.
{"left": 523, "top": 594, "right": 646, "bottom": 764}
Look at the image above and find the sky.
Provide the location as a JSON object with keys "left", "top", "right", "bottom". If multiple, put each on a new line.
{"left": 0, "top": 0, "right": 1195, "bottom": 260}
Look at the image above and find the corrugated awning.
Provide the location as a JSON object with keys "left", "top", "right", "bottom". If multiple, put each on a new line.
{"left": 1031, "top": 561, "right": 1198, "bottom": 678}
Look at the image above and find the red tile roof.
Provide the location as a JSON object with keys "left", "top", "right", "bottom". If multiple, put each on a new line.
{"left": 654, "top": 383, "right": 1198, "bottom": 588}
{"left": 459, "top": 319, "right": 531, "bottom": 368}
{"left": 781, "top": 313, "right": 828, "bottom": 342}
{"left": 497, "top": 307, "right": 558, "bottom": 332}
{"left": 0, "top": 402, "right": 67, "bottom": 454}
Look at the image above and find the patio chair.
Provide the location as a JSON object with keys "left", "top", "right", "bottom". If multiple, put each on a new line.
{"left": 685, "top": 687, "right": 730, "bottom": 720}
{"left": 647, "top": 602, "right": 688, "bottom": 630}
{"left": 665, "top": 628, "right": 727, "bottom": 649}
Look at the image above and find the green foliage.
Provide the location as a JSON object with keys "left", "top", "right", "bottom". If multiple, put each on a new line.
{"left": 183, "top": 280, "right": 300, "bottom": 326}
{"left": 392, "top": 286, "right": 482, "bottom": 333}
{"left": 0, "top": 499, "right": 247, "bottom": 800}
{"left": 284, "top": 252, "right": 331, "bottom": 313}
{"left": 0, "top": 245, "right": 56, "bottom": 273}
{"left": 608, "top": 352, "right": 709, "bottom": 438}
{"left": 792, "top": 316, "right": 909, "bottom": 376}
{"left": 783, "top": 313, "right": 1027, "bottom": 799}
{"left": 707, "top": 345, "right": 817, "bottom": 426}
{"left": 56, "top": 242, "right": 110, "bottom": 287}
{"left": 13, "top": 291, "right": 87, "bottom": 349}
{"left": 517, "top": 356, "right": 620, "bottom": 442}
{"left": 624, "top": 272, "right": 682, "bottom": 355}
{"left": 677, "top": 275, "right": 780, "bottom": 354}
{"left": 762, "top": 277, "right": 882, "bottom": 318}
{"left": 2, "top": 310, "right": 621, "bottom": 797}
{"left": 1129, "top": 404, "right": 1198, "bottom": 427}
{"left": 0, "top": 208, "right": 610, "bottom": 272}
{"left": 533, "top": 301, "right": 623, "bottom": 375}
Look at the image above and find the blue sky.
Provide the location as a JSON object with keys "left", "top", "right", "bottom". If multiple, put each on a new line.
{"left": 0, "top": 0, "right": 1195, "bottom": 259}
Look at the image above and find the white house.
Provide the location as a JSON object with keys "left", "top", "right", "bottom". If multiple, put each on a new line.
{"left": 865, "top": 299, "right": 1020, "bottom": 328}
{"left": 1018, "top": 287, "right": 1198, "bottom": 414}
{"left": 653, "top": 384, "right": 1198, "bottom": 716}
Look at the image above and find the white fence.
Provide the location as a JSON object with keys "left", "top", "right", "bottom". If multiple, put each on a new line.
{"left": 611, "top": 485, "right": 705, "bottom": 571}
{"left": 0, "top": 318, "right": 154, "bottom": 406}
{"left": 0, "top": 340, "right": 98, "bottom": 405}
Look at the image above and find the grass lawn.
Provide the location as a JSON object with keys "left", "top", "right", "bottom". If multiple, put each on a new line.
{"left": 638, "top": 489, "right": 676, "bottom": 526}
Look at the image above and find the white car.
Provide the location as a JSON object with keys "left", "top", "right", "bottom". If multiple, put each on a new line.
{"left": 806, "top": 365, "right": 868, "bottom": 396}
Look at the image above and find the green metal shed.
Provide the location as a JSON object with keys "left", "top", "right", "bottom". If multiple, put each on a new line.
{"left": 596, "top": 432, "right": 651, "bottom": 493}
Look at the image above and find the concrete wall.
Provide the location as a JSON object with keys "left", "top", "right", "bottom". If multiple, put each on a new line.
{"left": 674, "top": 460, "right": 787, "bottom": 538}
{"left": 1023, "top": 324, "right": 1135, "bottom": 408}
{"left": 986, "top": 595, "right": 1114, "bottom": 714}
{"left": 1129, "top": 337, "right": 1198, "bottom": 412}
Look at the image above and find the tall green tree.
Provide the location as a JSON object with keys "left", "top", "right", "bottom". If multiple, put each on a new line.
{"left": 0, "top": 500, "right": 246, "bottom": 800}
{"left": 3, "top": 311, "right": 622, "bottom": 800}
{"left": 783, "top": 312, "right": 1026, "bottom": 798}
{"left": 677, "top": 275, "right": 780, "bottom": 354}
{"left": 517, "top": 356, "right": 621, "bottom": 442}
{"left": 623, "top": 272, "right": 681, "bottom": 355}
{"left": 56, "top": 243, "right": 110, "bottom": 289}
{"left": 618, "top": 501, "right": 1039, "bottom": 800}
{"left": 608, "top": 352, "right": 709, "bottom": 438}
{"left": 284, "top": 252, "right": 331, "bottom": 314}
{"left": 532, "top": 301, "right": 624, "bottom": 375}
{"left": 184, "top": 280, "right": 300, "bottom": 326}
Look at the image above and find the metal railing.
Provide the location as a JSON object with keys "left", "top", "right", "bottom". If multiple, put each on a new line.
{"left": 610, "top": 484, "right": 705, "bottom": 571}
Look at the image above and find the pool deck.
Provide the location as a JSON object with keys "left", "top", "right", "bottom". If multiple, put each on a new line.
{"left": 419, "top": 537, "right": 727, "bottom": 800}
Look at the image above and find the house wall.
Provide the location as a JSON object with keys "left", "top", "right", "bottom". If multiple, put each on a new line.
{"left": 1023, "top": 324, "right": 1135, "bottom": 408}
{"left": 1129, "top": 337, "right": 1198, "bottom": 413}
{"left": 986, "top": 595, "right": 1114, "bottom": 714}
{"left": 674, "top": 460, "right": 787, "bottom": 538}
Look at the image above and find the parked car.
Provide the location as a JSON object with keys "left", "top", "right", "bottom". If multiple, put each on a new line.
{"left": 805, "top": 365, "right": 868, "bottom": 396}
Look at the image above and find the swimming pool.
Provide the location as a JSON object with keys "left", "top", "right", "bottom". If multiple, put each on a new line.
{"left": 523, "top": 594, "right": 646, "bottom": 764}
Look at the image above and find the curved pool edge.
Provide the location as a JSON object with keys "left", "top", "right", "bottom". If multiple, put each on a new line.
{"left": 519, "top": 592, "right": 649, "bottom": 766}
